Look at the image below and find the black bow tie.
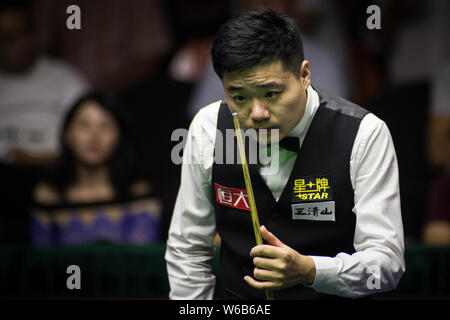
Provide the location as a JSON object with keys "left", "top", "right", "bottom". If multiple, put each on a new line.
{"left": 279, "top": 136, "right": 300, "bottom": 153}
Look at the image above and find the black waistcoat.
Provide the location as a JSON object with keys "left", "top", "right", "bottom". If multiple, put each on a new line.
{"left": 211, "top": 87, "right": 369, "bottom": 299}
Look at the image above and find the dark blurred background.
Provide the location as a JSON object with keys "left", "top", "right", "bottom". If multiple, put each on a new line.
{"left": 0, "top": 0, "right": 449, "bottom": 299}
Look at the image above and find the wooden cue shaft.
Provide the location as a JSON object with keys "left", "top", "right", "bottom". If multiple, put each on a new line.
{"left": 232, "top": 112, "right": 274, "bottom": 301}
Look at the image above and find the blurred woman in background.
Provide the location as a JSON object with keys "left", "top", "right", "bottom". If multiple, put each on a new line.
{"left": 30, "top": 92, "right": 162, "bottom": 246}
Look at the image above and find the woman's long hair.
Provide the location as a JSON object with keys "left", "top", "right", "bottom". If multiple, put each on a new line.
{"left": 45, "top": 92, "right": 140, "bottom": 203}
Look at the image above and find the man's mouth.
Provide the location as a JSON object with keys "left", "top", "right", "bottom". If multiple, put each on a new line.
{"left": 254, "top": 126, "right": 276, "bottom": 130}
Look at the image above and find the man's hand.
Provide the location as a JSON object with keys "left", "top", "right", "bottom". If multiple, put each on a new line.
{"left": 244, "top": 225, "right": 316, "bottom": 291}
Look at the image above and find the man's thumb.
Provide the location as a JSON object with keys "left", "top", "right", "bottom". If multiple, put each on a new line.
{"left": 261, "top": 225, "right": 285, "bottom": 247}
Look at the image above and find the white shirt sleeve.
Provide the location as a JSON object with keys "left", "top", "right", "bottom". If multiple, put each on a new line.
{"left": 309, "top": 113, "right": 406, "bottom": 298}
{"left": 165, "top": 103, "right": 220, "bottom": 300}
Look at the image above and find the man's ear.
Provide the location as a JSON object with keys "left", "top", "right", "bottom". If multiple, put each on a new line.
{"left": 299, "top": 60, "right": 310, "bottom": 88}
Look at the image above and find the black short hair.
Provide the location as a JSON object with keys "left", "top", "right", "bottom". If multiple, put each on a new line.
{"left": 211, "top": 8, "right": 304, "bottom": 79}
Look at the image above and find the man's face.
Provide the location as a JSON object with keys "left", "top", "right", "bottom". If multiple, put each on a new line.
{"left": 0, "top": 9, "right": 36, "bottom": 73}
{"left": 223, "top": 60, "right": 310, "bottom": 142}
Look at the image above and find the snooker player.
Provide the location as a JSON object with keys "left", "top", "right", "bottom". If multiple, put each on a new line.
{"left": 165, "top": 8, "right": 405, "bottom": 299}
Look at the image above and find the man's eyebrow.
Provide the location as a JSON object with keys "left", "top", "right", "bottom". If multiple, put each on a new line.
{"left": 227, "top": 82, "right": 285, "bottom": 92}
{"left": 227, "top": 85, "right": 244, "bottom": 92}
{"left": 257, "top": 82, "right": 285, "bottom": 89}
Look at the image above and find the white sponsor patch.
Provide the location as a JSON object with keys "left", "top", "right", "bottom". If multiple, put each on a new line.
{"left": 291, "top": 201, "right": 335, "bottom": 221}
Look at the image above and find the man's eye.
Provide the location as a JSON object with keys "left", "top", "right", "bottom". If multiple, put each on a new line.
{"left": 266, "top": 91, "right": 281, "bottom": 99}
{"left": 232, "top": 96, "right": 246, "bottom": 103}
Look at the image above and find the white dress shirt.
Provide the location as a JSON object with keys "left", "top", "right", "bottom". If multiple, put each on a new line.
{"left": 0, "top": 55, "right": 89, "bottom": 160}
{"left": 165, "top": 85, "right": 405, "bottom": 299}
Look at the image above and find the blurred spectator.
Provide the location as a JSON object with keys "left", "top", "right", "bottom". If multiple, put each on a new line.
{"left": 167, "top": 0, "right": 230, "bottom": 119}
{"left": 31, "top": 92, "right": 162, "bottom": 246}
{"left": 291, "top": 0, "right": 351, "bottom": 99}
{"left": 387, "top": 0, "right": 450, "bottom": 87}
{"left": 424, "top": 172, "right": 450, "bottom": 244}
{"left": 423, "top": 63, "right": 450, "bottom": 245}
{"left": 186, "top": 62, "right": 226, "bottom": 120}
{"left": 427, "top": 64, "right": 450, "bottom": 169}
{"left": 342, "top": 0, "right": 449, "bottom": 105}
{"left": 0, "top": 0, "right": 88, "bottom": 244}
{"left": 339, "top": 0, "right": 388, "bottom": 106}
{"left": 33, "top": 0, "right": 174, "bottom": 93}
{"left": 0, "top": 0, "right": 89, "bottom": 166}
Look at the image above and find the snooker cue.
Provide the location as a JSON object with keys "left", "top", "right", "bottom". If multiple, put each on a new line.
{"left": 232, "top": 112, "right": 274, "bottom": 301}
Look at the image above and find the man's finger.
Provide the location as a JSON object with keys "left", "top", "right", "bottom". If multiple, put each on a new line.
{"left": 253, "top": 267, "right": 282, "bottom": 282}
{"left": 252, "top": 256, "right": 283, "bottom": 272}
{"left": 244, "top": 275, "right": 279, "bottom": 290}
{"left": 250, "top": 244, "right": 283, "bottom": 258}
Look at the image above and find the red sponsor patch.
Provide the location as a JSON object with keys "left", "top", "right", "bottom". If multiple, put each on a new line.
{"left": 214, "top": 183, "right": 250, "bottom": 211}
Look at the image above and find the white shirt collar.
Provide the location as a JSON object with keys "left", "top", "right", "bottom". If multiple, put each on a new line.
{"left": 285, "top": 85, "right": 320, "bottom": 141}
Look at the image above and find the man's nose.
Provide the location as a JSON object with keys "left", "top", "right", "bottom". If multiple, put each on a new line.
{"left": 249, "top": 100, "right": 270, "bottom": 122}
